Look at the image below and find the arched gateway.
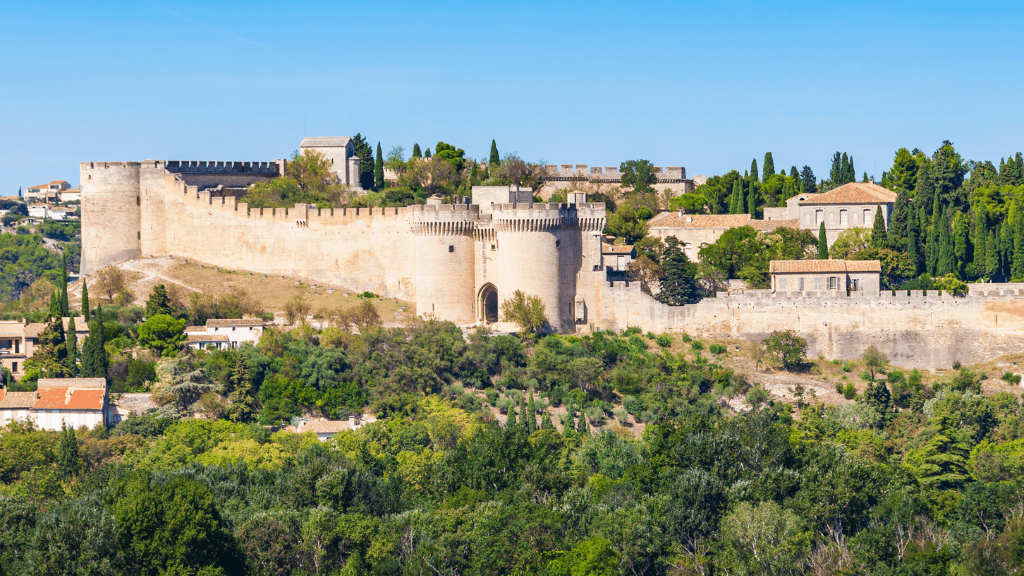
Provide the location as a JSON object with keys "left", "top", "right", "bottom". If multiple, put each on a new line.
{"left": 478, "top": 284, "right": 498, "bottom": 323}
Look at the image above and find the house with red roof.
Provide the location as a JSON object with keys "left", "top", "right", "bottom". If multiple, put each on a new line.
{"left": 0, "top": 378, "right": 111, "bottom": 430}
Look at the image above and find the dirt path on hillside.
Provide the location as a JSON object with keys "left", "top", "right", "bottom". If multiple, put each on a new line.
{"left": 119, "top": 258, "right": 201, "bottom": 292}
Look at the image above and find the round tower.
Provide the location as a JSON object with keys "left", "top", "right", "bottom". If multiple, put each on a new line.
{"left": 409, "top": 205, "right": 479, "bottom": 323}
{"left": 493, "top": 203, "right": 575, "bottom": 332}
{"left": 80, "top": 161, "right": 142, "bottom": 275}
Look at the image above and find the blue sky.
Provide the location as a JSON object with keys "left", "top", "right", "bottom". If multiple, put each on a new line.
{"left": 2, "top": 1, "right": 1023, "bottom": 193}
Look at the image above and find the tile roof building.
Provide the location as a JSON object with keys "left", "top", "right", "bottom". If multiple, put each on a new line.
{"left": 765, "top": 182, "right": 897, "bottom": 246}
{"left": 0, "top": 378, "right": 112, "bottom": 429}
{"left": 646, "top": 213, "right": 800, "bottom": 260}
{"left": 299, "top": 137, "right": 362, "bottom": 190}
{"left": 185, "top": 318, "right": 264, "bottom": 350}
{"left": 769, "top": 259, "right": 881, "bottom": 293}
{"left": 0, "top": 317, "right": 87, "bottom": 380}
{"left": 24, "top": 180, "right": 70, "bottom": 202}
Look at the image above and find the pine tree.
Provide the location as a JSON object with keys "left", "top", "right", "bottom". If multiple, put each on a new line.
{"left": 750, "top": 159, "right": 759, "bottom": 183}
{"left": 65, "top": 317, "right": 78, "bottom": 376}
{"left": 412, "top": 143, "right": 422, "bottom": 158}
{"left": 864, "top": 382, "right": 893, "bottom": 426}
{"left": 57, "top": 423, "right": 79, "bottom": 479}
{"left": 790, "top": 166, "right": 799, "bottom": 180}
{"left": 146, "top": 285, "right": 173, "bottom": 318}
{"left": 818, "top": 222, "right": 829, "bottom": 259}
{"left": 374, "top": 142, "right": 385, "bottom": 191}
{"left": 489, "top": 140, "right": 500, "bottom": 166}
{"left": 891, "top": 188, "right": 911, "bottom": 240}
{"left": 801, "top": 165, "right": 818, "bottom": 194}
{"left": 657, "top": 237, "right": 700, "bottom": 305}
{"left": 81, "top": 281, "right": 90, "bottom": 322}
{"left": 871, "top": 205, "right": 888, "bottom": 248}
{"left": 762, "top": 152, "right": 774, "bottom": 183}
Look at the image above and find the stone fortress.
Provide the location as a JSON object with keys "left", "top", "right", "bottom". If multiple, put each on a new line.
{"left": 81, "top": 137, "right": 1024, "bottom": 370}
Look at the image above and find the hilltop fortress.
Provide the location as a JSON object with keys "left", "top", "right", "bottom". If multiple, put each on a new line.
{"left": 82, "top": 138, "right": 1024, "bottom": 370}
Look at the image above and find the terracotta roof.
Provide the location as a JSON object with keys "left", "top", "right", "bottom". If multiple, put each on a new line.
{"left": 206, "top": 318, "right": 263, "bottom": 327}
{"left": 799, "top": 182, "right": 897, "bottom": 205}
{"left": 24, "top": 323, "right": 46, "bottom": 338}
{"left": 38, "top": 378, "right": 106, "bottom": 389}
{"left": 300, "top": 420, "right": 352, "bottom": 434}
{"left": 187, "top": 334, "right": 229, "bottom": 342}
{"left": 0, "top": 323, "right": 25, "bottom": 337}
{"left": 0, "top": 391, "right": 36, "bottom": 409}
{"left": 749, "top": 219, "right": 799, "bottom": 231}
{"left": 33, "top": 387, "right": 105, "bottom": 411}
{"left": 184, "top": 326, "right": 207, "bottom": 333}
{"left": 769, "top": 259, "right": 881, "bottom": 273}
{"left": 648, "top": 213, "right": 754, "bottom": 229}
{"left": 602, "top": 244, "right": 635, "bottom": 254}
{"left": 0, "top": 389, "right": 4, "bottom": 404}
{"left": 300, "top": 136, "right": 351, "bottom": 148}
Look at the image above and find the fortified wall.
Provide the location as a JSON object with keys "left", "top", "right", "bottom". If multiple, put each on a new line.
{"left": 591, "top": 281, "right": 1024, "bottom": 370}
{"left": 538, "top": 164, "right": 695, "bottom": 197}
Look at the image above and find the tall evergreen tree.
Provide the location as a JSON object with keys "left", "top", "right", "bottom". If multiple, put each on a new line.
{"left": 891, "top": 188, "right": 912, "bottom": 240}
{"left": 1001, "top": 221, "right": 1013, "bottom": 277}
{"left": 351, "top": 133, "right": 375, "bottom": 190}
{"left": 81, "top": 281, "right": 90, "bottom": 322}
{"left": 801, "top": 166, "right": 817, "bottom": 194}
{"left": 973, "top": 209, "right": 987, "bottom": 278}
{"left": 762, "top": 152, "right": 774, "bottom": 183}
{"left": 65, "top": 317, "right": 78, "bottom": 376}
{"left": 412, "top": 143, "right": 422, "bottom": 158}
{"left": 228, "top": 353, "right": 256, "bottom": 423}
{"left": 81, "top": 307, "right": 107, "bottom": 378}
{"left": 907, "top": 216, "right": 922, "bottom": 274}
{"left": 60, "top": 253, "right": 69, "bottom": 316}
{"left": 36, "top": 315, "right": 70, "bottom": 377}
{"left": 938, "top": 211, "right": 955, "bottom": 276}
{"left": 747, "top": 180, "right": 757, "bottom": 218}
{"left": 424, "top": 148, "right": 432, "bottom": 158}
{"left": 871, "top": 205, "right": 888, "bottom": 248}
{"left": 489, "top": 140, "right": 500, "bottom": 166}
{"left": 374, "top": 142, "right": 385, "bottom": 191}
{"left": 827, "top": 151, "right": 843, "bottom": 182}
{"left": 1014, "top": 212, "right": 1024, "bottom": 280}
{"left": 818, "top": 222, "right": 829, "bottom": 259}
{"left": 987, "top": 229, "right": 1000, "bottom": 279}
{"left": 846, "top": 156, "right": 856, "bottom": 184}
{"left": 790, "top": 166, "right": 799, "bottom": 181}
{"left": 729, "top": 179, "right": 743, "bottom": 214}
{"left": 57, "top": 423, "right": 79, "bottom": 479}
{"left": 541, "top": 411, "right": 554, "bottom": 430}
{"left": 657, "top": 237, "right": 700, "bottom": 305}
{"left": 926, "top": 223, "right": 939, "bottom": 276}
{"left": 952, "top": 212, "right": 970, "bottom": 278}
{"left": 750, "top": 159, "right": 759, "bottom": 183}
{"left": 49, "top": 292, "right": 60, "bottom": 318}
{"left": 146, "top": 285, "right": 173, "bottom": 318}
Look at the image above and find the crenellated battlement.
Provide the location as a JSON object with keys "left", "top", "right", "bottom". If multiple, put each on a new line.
{"left": 81, "top": 161, "right": 142, "bottom": 169}
{"left": 542, "top": 164, "right": 687, "bottom": 182}
{"left": 163, "top": 160, "right": 284, "bottom": 175}
{"left": 409, "top": 221, "right": 477, "bottom": 236}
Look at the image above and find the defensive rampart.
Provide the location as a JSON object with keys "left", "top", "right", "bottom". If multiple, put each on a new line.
{"left": 589, "top": 281, "right": 1024, "bottom": 370}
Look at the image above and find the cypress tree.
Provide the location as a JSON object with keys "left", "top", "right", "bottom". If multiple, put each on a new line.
{"left": 750, "top": 159, "right": 759, "bottom": 183}
{"left": 762, "top": 152, "right": 775, "bottom": 183}
{"left": 81, "top": 281, "right": 90, "bottom": 322}
{"left": 65, "top": 316, "right": 78, "bottom": 376}
{"left": 829, "top": 153, "right": 842, "bottom": 185}
{"left": 525, "top": 394, "right": 535, "bottom": 433}
{"left": 747, "top": 180, "right": 757, "bottom": 218}
{"left": 412, "top": 143, "right": 422, "bottom": 158}
{"left": 37, "top": 315, "right": 69, "bottom": 377}
{"left": 228, "top": 353, "right": 256, "bottom": 423}
{"left": 49, "top": 292, "right": 60, "bottom": 318}
{"left": 1001, "top": 222, "right": 1014, "bottom": 277}
{"left": 469, "top": 162, "right": 480, "bottom": 184}
{"left": 863, "top": 172, "right": 869, "bottom": 183}
{"left": 657, "top": 237, "right": 700, "bottom": 305}
{"left": 840, "top": 153, "right": 850, "bottom": 184}
{"left": 907, "top": 216, "right": 922, "bottom": 274}
{"left": 506, "top": 402, "right": 517, "bottom": 427}
{"left": 818, "top": 222, "right": 829, "bottom": 259}
{"left": 374, "top": 142, "right": 385, "bottom": 190}
{"left": 926, "top": 223, "right": 938, "bottom": 276}
{"left": 987, "top": 229, "right": 1000, "bottom": 279}
{"left": 57, "top": 423, "right": 79, "bottom": 479}
{"left": 1014, "top": 212, "right": 1024, "bottom": 280}
{"left": 81, "top": 306, "right": 107, "bottom": 378}
{"left": 790, "top": 166, "right": 799, "bottom": 181}
{"left": 60, "top": 253, "right": 69, "bottom": 316}
{"left": 891, "top": 188, "right": 911, "bottom": 240}
{"left": 729, "top": 179, "right": 742, "bottom": 214}
{"left": 847, "top": 156, "right": 856, "bottom": 183}
{"left": 541, "top": 411, "right": 554, "bottom": 430}
{"left": 974, "top": 211, "right": 987, "bottom": 278}
{"left": 489, "top": 140, "right": 500, "bottom": 166}
{"left": 938, "top": 211, "right": 955, "bottom": 276}
{"left": 579, "top": 412, "right": 589, "bottom": 435}
{"left": 424, "top": 148, "right": 432, "bottom": 158}
{"left": 871, "top": 205, "right": 888, "bottom": 248}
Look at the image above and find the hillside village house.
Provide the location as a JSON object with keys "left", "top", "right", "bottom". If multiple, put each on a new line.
{"left": 185, "top": 318, "right": 264, "bottom": 350}
{"left": 27, "top": 204, "right": 76, "bottom": 221}
{"left": 0, "top": 318, "right": 88, "bottom": 380}
{"left": 24, "top": 180, "right": 70, "bottom": 203}
{"left": 602, "top": 243, "right": 636, "bottom": 271}
{"left": 770, "top": 259, "right": 882, "bottom": 293}
{"left": 0, "top": 378, "right": 111, "bottom": 430}
{"left": 646, "top": 213, "right": 799, "bottom": 260}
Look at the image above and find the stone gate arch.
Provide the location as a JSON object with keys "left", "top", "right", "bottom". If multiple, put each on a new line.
{"left": 478, "top": 283, "right": 498, "bottom": 323}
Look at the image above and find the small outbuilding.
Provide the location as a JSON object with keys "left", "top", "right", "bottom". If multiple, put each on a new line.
{"left": 769, "top": 259, "right": 881, "bottom": 293}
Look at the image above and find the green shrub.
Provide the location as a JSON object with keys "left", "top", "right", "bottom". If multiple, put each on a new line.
{"left": 1001, "top": 372, "right": 1022, "bottom": 385}
{"left": 841, "top": 361, "right": 853, "bottom": 372}
{"left": 842, "top": 383, "right": 857, "bottom": 399}
{"left": 709, "top": 343, "right": 727, "bottom": 355}
{"left": 655, "top": 334, "right": 672, "bottom": 348}
{"left": 690, "top": 340, "right": 704, "bottom": 351}
{"left": 495, "top": 397, "right": 513, "bottom": 414}
{"left": 645, "top": 332, "right": 656, "bottom": 340}
{"left": 623, "top": 327, "right": 642, "bottom": 336}
{"left": 485, "top": 389, "right": 499, "bottom": 405}
{"left": 614, "top": 408, "right": 629, "bottom": 422}
{"left": 681, "top": 333, "right": 692, "bottom": 343}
